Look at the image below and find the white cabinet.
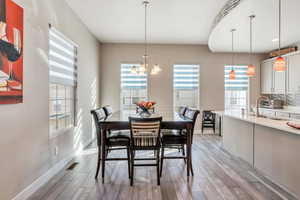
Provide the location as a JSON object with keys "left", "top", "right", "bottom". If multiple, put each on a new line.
{"left": 288, "top": 53, "right": 300, "bottom": 93}
{"left": 261, "top": 61, "right": 273, "bottom": 94}
{"left": 261, "top": 59, "right": 286, "bottom": 94}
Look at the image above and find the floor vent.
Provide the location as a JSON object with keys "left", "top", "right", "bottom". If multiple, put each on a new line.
{"left": 66, "top": 162, "right": 79, "bottom": 170}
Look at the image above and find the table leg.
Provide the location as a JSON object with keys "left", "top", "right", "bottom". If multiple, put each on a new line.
{"left": 219, "top": 116, "right": 222, "bottom": 136}
{"left": 187, "top": 124, "right": 192, "bottom": 177}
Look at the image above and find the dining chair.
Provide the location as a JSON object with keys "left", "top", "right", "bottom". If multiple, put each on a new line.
{"left": 160, "top": 108, "right": 199, "bottom": 177}
{"left": 178, "top": 106, "right": 187, "bottom": 116}
{"left": 201, "top": 110, "right": 216, "bottom": 134}
{"left": 103, "top": 105, "right": 113, "bottom": 116}
{"left": 129, "top": 116, "right": 162, "bottom": 186}
{"left": 91, "top": 107, "right": 131, "bottom": 183}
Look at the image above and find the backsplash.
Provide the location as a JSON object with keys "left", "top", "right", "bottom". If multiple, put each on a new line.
{"left": 266, "top": 93, "right": 300, "bottom": 106}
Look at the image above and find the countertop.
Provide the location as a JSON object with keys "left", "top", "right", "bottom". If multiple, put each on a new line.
{"left": 214, "top": 110, "right": 300, "bottom": 136}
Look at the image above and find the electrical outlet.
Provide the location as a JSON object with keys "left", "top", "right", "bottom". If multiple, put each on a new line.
{"left": 54, "top": 146, "right": 58, "bottom": 156}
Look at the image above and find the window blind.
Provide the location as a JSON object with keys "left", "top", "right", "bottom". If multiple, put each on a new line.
{"left": 224, "top": 65, "right": 248, "bottom": 91}
{"left": 121, "top": 64, "right": 147, "bottom": 89}
{"left": 49, "top": 27, "right": 77, "bottom": 86}
{"left": 174, "top": 65, "right": 199, "bottom": 89}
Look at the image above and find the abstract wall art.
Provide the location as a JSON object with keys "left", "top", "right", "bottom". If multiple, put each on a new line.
{"left": 0, "top": 0, "right": 23, "bottom": 104}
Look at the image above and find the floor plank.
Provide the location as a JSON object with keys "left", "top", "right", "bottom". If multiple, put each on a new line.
{"left": 29, "top": 135, "right": 297, "bottom": 200}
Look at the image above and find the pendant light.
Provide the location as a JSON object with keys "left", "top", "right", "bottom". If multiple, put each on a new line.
{"left": 274, "top": 0, "right": 286, "bottom": 72}
{"left": 247, "top": 15, "right": 255, "bottom": 77}
{"left": 229, "top": 29, "right": 236, "bottom": 80}
{"left": 131, "top": 1, "right": 161, "bottom": 75}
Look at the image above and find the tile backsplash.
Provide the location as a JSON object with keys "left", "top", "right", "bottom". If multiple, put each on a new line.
{"left": 266, "top": 93, "right": 300, "bottom": 106}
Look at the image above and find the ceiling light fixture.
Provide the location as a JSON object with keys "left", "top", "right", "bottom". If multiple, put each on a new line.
{"left": 247, "top": 15, "right": 255, "bottom": 77}
{"left": 130, "top": 1, "right": 161, "bottom": 75}
{"left": 229, "top": 29, "right": 236, "bottom": 80}
{"left": 274, "top": 0, "right": 286, "bottom": 72}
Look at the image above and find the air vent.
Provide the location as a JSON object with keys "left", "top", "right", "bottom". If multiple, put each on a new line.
{"left": 66, "top": 162, "right": 79, "bottom": 170}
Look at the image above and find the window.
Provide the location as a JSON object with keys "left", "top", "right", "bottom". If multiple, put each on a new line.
{"left": 224, "top": 65, "right": 249, "bottom": 110}
{"left": 121, "top": 64, "right": 147, "bottom": 110}
{"left": 49, "top": 27, "right": 77, "bottom": 134}
{"left": 173, "top": 64, "right": 199, "bottom": 110}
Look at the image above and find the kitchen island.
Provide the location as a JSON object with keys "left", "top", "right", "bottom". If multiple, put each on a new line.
{"left": 220, "top": 110, "right": 300, "bottom": 199}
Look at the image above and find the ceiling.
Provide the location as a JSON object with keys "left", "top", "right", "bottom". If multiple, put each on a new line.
{"left": 209, "top": 0, "right": 300, "bottom": 53}
{"left": 65, "top": 0, "right": 227, "bottom": 44}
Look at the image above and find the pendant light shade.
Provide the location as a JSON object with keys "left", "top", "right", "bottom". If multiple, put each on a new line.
{"left": 274, "top": 56, "right": 286, "bottom": 72}
{"left": 274, "top": 0, "right": 286, "bottom": 72}
{"left": 247, "top": 64, "right": 255, "bottom": 77}
{"left": 131, "top": 65, "right": 138, "bottom": 74}
{"left": 229, "top": 69, "right": 235, "bottom": 80}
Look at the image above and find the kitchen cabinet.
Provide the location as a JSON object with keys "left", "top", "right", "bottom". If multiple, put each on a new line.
{"left": 287, "top": 53, "right": 300, "bottom": 93}
{"left": 261, "top": 60, "right": 273, "bottom": 94}
{"left": 261, "top": 58, "right": 286, "bottom": 94}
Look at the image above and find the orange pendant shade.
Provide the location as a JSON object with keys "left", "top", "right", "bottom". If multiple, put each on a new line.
{"left": 274, "top": 56, "right": 286, "bottom": 72}
{"left": 247, "top": 64, "right": 255, "bottom": 77}
{"left": 229, "top": 69, "right": 235, "bottom": 80}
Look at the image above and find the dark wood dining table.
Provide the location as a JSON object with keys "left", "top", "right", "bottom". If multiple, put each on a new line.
{"left": 99, "top": 110, "right": 194, "bottom": 177}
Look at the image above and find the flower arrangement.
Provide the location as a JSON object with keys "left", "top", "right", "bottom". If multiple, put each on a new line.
{"left": 136, "top": 101, "right": 156, "bottom": 113}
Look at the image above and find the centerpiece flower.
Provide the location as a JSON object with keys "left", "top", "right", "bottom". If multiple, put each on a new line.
{"left": 136, "top": 101, "right": 156, "bottom": 115}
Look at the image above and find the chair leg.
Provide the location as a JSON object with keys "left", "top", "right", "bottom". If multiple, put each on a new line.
{"left": 156, "top": 148, "right": 160, "bottom": 186}
{"left": 95, "top": 147, "right": 101, "bottom": 179}
{"left": 130, "top": 149, "right": 134, "bottom": 186}
{"left": 182, "top": 144, "right": 186, "bottom": 164}
{"left": 160, "top": 146, "right": 164, "bottom": 177}
{"left": 101, "top": 146, "right": 106, "bottom": 184}
{"left": 190, "top": 148, "right": 194, "bottom": 176}
{"left": 127, "top": 147, "right": 131, "bottom": 179}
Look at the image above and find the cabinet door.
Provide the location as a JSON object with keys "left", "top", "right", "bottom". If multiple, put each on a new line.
{"left": 273, "top": 59, "right": 286, "bottom": 94}
{"left": 261, "top": 61, "right": 273, "bottom": 94}
{"left": 288, "top": 53, "right": 300, "bottom": 93}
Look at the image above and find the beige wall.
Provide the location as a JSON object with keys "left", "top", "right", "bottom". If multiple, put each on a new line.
{"left": 0, "top": 0, "right": 101, "bottom": 199}
{"left": 100, "top": 43, "right": 265, "bottom": 112}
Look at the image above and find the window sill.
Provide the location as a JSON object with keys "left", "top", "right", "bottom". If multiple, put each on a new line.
{"left": 49, "top": 126, "right": 75, "bottom": 139}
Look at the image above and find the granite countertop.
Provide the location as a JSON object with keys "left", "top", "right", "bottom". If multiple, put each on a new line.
{"left": 216, "top": 110, "right": 300, "bottom": 136}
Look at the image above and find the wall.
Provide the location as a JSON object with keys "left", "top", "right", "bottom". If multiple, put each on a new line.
{"left": 0, "top": 0, "right": 101, "bottom": 199}
{"left": 100, "top": 43, "right": 265, "bottom": 112}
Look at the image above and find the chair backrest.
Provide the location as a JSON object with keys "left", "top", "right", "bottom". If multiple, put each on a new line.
{"left": 178, "top": 106, "right": 187, "bottom": 116}
{"left": 184, "top": 108, "right": 200, "bottom": 139}
{"left": 129, "top": 117, "right": 162, "bottom": 148}
{"left": 103, "top": 105, "right": 113, "bottom": 116}
{"left": 202, "top": 110, "right": 215, "bottom": 123}
{"left": 91, "top": 108, "right": 106, "bottom": 147}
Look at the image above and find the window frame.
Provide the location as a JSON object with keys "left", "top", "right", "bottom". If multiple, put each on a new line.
{"left": 48, "top": 26, "right": 78, "bottom": 138}
{"left": 224, "top": 64, "right": 250, "bottom": 111}
{"left": 173, "top": 64, "right": 200, "bottom": 110}
{"left": 120, "top": 63, "right": 148, "bottom": 110}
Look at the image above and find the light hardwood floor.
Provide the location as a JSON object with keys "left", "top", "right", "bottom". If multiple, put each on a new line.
{"left": 28, "top": 135, "right": 297, "bottom": 200}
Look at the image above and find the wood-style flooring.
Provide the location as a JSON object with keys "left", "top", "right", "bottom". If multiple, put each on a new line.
{"left": 28, "top": 135, "right": 297, "bottom": 200}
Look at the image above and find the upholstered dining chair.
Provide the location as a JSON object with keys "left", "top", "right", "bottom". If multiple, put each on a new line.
{"left": 91, "top": 107, "right": 131, "bottom": 183}
{"left": 160, "top": 108, "right": 200, "bottom": 177}
{"left": 129, "top": 116, "right": 162, "bottom": 186}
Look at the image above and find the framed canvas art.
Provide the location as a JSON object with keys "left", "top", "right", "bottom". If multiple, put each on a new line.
{"left": 0, "top": 0, "right": 23, "bottom": 104}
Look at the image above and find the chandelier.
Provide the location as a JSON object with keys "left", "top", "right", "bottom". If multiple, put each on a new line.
{"left": 131, "top": 1, "right": 161, "bottom": 75}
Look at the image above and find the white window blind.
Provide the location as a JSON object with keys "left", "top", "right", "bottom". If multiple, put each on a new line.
{"left": 49, "top": 27, "right": 77, "bottom": 86}
{"left": 224, "top": 65, "right": 248, "bottom": 91}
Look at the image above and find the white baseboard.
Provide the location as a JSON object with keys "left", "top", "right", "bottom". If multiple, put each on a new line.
{"left": 12, "top": 156, "right": 73, "bottom": 200}
{"left": 11, "top": 138, "right": 95, "bottom": 200}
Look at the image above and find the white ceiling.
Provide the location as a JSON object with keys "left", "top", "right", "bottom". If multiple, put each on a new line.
{"left": 209, "top": 0, "right": 300, "bottom": 53}
{"left": 65, "top": 0, "right": 227, "bottom": 44}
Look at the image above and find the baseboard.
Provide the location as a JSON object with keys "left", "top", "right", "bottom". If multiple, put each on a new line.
{"left": 12, "top": 156, "right": 73, "bottom": 200}
{"left": 11, "top": 137, "right": 95, "bottom": 200}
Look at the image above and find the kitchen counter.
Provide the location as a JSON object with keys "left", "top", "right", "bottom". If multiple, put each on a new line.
{"left": 221, "top": 110, "right": 300, "bottom": 198}
{"left": 220, "top": 110, "right": 300, "bottom": 136}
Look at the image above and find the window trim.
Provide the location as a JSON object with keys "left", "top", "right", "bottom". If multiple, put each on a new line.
{"left": 224, "top": 64, "right": 250, "bottom": 111}
{"left": 48, "top": 26, "right": 78, "bottom": 139}
{"left": 173, "top": 63, "right": 200, "bottom": 110}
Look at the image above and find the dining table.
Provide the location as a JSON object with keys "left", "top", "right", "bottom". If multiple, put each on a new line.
{"left": 99, "top": 110, "right": 195, "bottom": 177}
